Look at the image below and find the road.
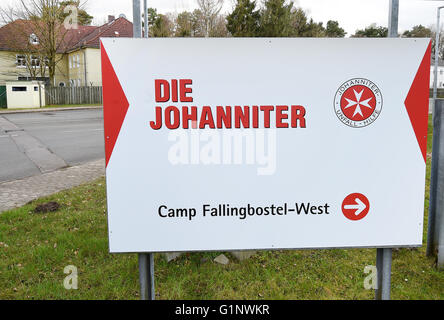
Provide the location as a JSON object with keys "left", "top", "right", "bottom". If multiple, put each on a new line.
{"left": 0, "top": 109, "right": 104, "bottom": 183}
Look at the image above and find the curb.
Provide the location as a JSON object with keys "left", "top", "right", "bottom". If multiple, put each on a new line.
{"left": 0, "top": 106, "right": 103, "bottom": 115}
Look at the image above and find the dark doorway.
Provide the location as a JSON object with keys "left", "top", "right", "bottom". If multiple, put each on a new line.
{"left": 0, "top": 86, "right": 7, "bottom": 108}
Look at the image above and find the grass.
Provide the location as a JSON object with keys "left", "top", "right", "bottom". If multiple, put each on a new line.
{"left": 0, "top": 117, "right": 442, "bottom": 300}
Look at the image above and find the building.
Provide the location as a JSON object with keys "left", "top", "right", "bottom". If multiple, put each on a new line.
{"left": 430, "top": 60, "right": 444, "bottom": 89}
{"left": 0, "top": 15, "right": 133, "bottom": 88}
{"left": 4, "top": 80, "right": 45, "bottom": 109}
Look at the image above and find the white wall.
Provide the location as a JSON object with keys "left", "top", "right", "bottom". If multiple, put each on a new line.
{"left": 6, "top": 81, "right": 45, "bottom": 109}
{"left": 67, "top": 48, "right": 102, "bottom": 87}
{"left": 84, "top": 48, "right": 102, "bottom": 86}
{"left": 430, "top": 66, "right": 444, "bottom": 88}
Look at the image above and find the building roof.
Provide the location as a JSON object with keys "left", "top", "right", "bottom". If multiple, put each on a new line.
{"left": 63, "top": 25, "right": 98, "bottom": 51}
{"left": 0, "top": 17, "right": 133, "bottom": 53}
{"left": 69, "top": 18, "right": 133, "bottom": 52}
{"left": 0, "top": 19, "right": 39, "bottom": 51}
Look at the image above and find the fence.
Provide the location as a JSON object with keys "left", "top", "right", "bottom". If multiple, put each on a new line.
{"left": 430, "top": 88, "right": 444, "bottom": 98}
{"left": 45, "top": 86, "right": 102, "bottom": 105}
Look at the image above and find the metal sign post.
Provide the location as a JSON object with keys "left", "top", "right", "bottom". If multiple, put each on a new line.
{"left": 139, "top": 252, "right": 155, "bottom": 299}
{"left": 427, "top": 99, "right": 444, "bottom": 269}
{"left": 374, "top": 0, "right": 399, "bottom": 301}
{"left": 375, "top": 248, "right": 392, "bottom": 300}
{"left": 428, "top": 4, "right": 444, "bottom": 268}
{"left": 133, "top": 0, "right": 155, "bottom": 300}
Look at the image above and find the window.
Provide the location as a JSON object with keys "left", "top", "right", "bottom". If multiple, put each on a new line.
{"left": 29, "top": 33, "right": 39, "bottom": 45}
{"left": 12, "top": 86, "right": 27, "bottom": 92}
{"left": 70, "top": 55, "right": 78, "bottom": 69}
{"left": 34, "top": 86, "right": 39, "bottom": 91}
{"left": 76, "top": 54, "right": 80, "bottom": 68}
{"left": 77, "top": 79, "right": 81, "bottom": 86}
{"left": 16, "top": 55, "right": 26, "bottom": 68}
{"left": 59, "top": 82, "right": 65, "bottom": 87}
{"left": 30, "top": 55, "right": 40, "bottom": 68}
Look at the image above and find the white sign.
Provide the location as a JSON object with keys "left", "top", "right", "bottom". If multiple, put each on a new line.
{"left": 101, "top": 38, "right": 431, "bottom": 253}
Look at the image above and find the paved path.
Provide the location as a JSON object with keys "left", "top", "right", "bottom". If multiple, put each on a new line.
{"left": 0, "top": 159, "right": 105, "bottom": 213}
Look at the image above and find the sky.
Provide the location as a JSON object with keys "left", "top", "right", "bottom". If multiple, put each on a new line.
{"left": 2, "top": 0, "right": 444, "bottom": 36}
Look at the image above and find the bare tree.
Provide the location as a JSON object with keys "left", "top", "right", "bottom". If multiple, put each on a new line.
{"left": 429, "top": 24, "right": 444, "bottom": 61}
{"left": 0, "top": 0, "right": 80, "bottom": 85}
{"left": 196, "top": 0, "right": 224, "bottom": 37}
{"left": 210, "top": 14, "right": 229, "bottom": 37}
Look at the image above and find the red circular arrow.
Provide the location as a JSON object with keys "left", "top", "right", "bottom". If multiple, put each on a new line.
{"left": 342, "top": 193, "right": 370, "bottom": 221}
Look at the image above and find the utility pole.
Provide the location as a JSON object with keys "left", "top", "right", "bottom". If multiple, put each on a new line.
{"left": 132, "top": 0, "right": 142, "bottom": 38}
{"left": 388, "top": 0, "right": 399, "bottom": 37}
{"left": 144, "top": 0, "right": 148, "bottom": 38}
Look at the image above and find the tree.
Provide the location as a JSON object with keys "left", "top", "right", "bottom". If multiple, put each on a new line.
{"left": 191, "top": 9, "right": 206, "bottom": 37}
{"left": 155, "top": 14, "right": 173, "bottom": 37}
{"left": 431, "top": 29, "right": 444, "bottom": 60}
{"left": 428, "top": 26, "right": 444, "bottom": 61}
{"left": 147, "top": 8, "right": 173, "bottom": 37}
{"left": 259, "top": 0, "right": 294, "bottom": 37}
{"left": 287, "top": 7, "right": 329, "bottom": 37}
{"left": 175, "top": 11, "right": 193, "bottom": 37}
{"left": 0, "top": 0, "right": 80, "bottom": 85}
{"left": 402, "top": 24, "right": 432, "bottom": 38}
{"left": 59, "top": 1, "right": 93, "bottom": 26}
{"left": 352, "top": 24, "right": 388, "bottom": 37}
{"left": 288, "top": 7, "right": 307, "bottom": 36}
{"left": 209, "top": 14, "right": 229, "bottom": 37}
{"left": 301, "top": 18, "right": 325, "bottom": 37}
{"left": 325, "top": 20, "right": 346, "bottom": 37}
{"left": 226, "top": 0, "right": 260, "bottom": 37}
{"left": 196, "top": 0, "right": 223, "bottom": 37}
{"left": 147, "top": 7, "right": 157, "bottom": 29}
